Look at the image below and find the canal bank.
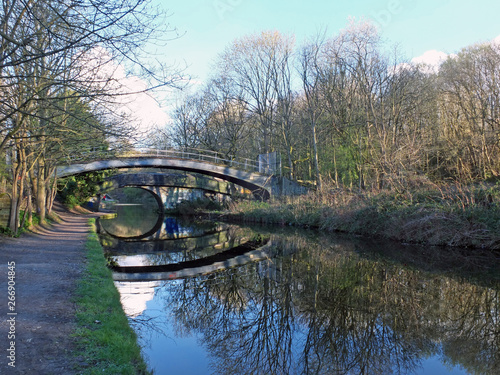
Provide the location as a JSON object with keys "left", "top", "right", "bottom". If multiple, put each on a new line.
{"left": 0, "top": 203, "right": 147, "bottom": 374}
{"left": 216, "top": 184, "right": 500, "bottom": 250}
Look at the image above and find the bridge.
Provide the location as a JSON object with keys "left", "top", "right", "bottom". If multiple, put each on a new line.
{"left": 56, "top": 148, "right": 301, "bottom": 199}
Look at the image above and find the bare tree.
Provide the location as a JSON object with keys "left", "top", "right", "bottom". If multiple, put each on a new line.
{"left": 217, "top": 31, "right": 286, "bottom": 154}
{"left": 169, "top": 93, "right": 204, "bottom": 149}
{"left": 297, "top": 34, "right": 327, "bottom": 188}
{"left": 204, "top": 75, "right": 253, "bottom": 159}
{"left": 438, "top": 42, "right": 500, "bottom": 180}
{"left": 0, "top": 0, "right": 182, "bottom": 231}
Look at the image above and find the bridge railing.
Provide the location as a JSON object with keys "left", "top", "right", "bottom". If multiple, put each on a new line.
{"left": 134, "top": 148, "right": 262, "bottom": 173}
{"left": 64, "top": 147, "right": 278, "bottom": 176}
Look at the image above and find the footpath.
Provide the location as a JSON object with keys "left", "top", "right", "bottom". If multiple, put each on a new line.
{"left": 0, "top": 204, "right": 96, "bottom": 374}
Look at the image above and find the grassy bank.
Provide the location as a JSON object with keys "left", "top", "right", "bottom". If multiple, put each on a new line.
{"left": 222, "top": 183, "right": 500, "bottom": 250}
{"left": 73, "top": 218, "right": 150, "bottom": 374}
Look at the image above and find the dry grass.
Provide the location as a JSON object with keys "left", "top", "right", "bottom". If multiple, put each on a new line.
{"left": 227, "top": 182, "right": 500, "bottom": 249}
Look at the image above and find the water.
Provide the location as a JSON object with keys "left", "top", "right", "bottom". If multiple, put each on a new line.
{"left": 97, "top": 205, "right": 500, "bottom": 375}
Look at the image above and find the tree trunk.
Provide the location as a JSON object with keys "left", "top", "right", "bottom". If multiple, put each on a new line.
{"left": 311, "top": 118, "right": 322, "bottom": 190}
{"left": 36, "top": 159, "right": 47, "bottom": 223}
{"left": 9, "top": 144, "right": 27, "bottom": 234}
{"left": 46, "top": 168, "right": 57, "bottom": 215}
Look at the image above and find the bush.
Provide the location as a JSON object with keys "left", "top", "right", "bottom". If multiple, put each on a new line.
{"left": 58, "top": 171, "right": 113, "bottom": 208}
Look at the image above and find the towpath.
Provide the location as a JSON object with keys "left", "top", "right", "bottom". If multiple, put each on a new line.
{"left": 0, "top": 204, "right": 96, "bottom": 374}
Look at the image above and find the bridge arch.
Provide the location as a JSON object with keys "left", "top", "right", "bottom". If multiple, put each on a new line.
{"left": 97, "top": 172, "right": 246, "bottom": 197}
{"left": 126, "top": 186, "right": 165, "bottom": 215}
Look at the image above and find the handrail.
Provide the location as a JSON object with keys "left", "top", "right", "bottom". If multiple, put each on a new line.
{"left": 62, "top": 147, "right": 279, "bottom": 176}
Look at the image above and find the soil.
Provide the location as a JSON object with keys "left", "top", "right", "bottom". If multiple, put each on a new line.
{"left": 0, "top": 203, "right": 99, "bottom": 374}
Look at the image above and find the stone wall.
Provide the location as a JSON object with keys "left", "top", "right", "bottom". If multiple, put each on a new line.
{"left": 267, "top": 177, "right": 309, "bottom": 197}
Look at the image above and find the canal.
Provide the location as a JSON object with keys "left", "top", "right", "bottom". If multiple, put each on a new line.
{"left": 96, "top": 204, "right": 500, "bottom": 375}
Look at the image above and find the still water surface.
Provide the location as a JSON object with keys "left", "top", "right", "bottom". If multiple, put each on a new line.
{"left": 97, "top": 205, "right": 500, "bottom": 375}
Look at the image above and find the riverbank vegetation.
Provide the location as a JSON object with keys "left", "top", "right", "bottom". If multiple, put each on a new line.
{"left": 58, "top": 172, "right": 115, "bottom": 209}
{"left": 155, "top": 19, "right": 500, "bottom": 249}
{"left": 221, "top": 182, "right": 500, "bottom": 249}
{"left": 73, "top": 219, "right": 150, "bottom": 374}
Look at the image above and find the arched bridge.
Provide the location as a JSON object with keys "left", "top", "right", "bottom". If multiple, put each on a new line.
{"left": 56, "top": 148, "right": 308, "bottom": 198}
{"left": 56, "top": 148, "right": 282, "bottom": 199}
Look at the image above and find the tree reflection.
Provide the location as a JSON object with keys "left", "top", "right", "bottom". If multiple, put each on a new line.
{"left": 153, "top": 231, "right": 500, "bottom": 374}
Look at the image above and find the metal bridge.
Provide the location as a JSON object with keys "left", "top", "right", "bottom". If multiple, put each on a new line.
{"left": 56, "top": 148, "right": 283, "bottom": 199}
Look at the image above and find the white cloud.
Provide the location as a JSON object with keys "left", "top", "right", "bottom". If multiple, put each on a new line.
{"left": 391, "top": 62, "right": 412, "bottom": 75}
{"left": 116, "top": 76, "right": 171, "bottom": 135}
{"left": 77, "top": 47, "right": 171, "bottom": 138}
{"left": 410, "top": 34, "right": 500, "bottom": 74}
{"left": 411, "top": 49, "right": 449, "bottom": 73}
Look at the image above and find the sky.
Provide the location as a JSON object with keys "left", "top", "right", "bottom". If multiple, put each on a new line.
{"left": 131, "top": 0, "right": 500, "bottom": 132}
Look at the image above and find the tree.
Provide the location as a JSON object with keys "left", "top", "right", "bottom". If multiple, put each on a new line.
{"left": 297, "top": 35, "right": 325, "bottom": 188}
{"left": 218, "top": 31, "right": 293, "bottom": 155}
{"left": 170, "top": 93, "right": 204, "bottom": 149}
{"left": 0, "top": 0, "right": 182, "bottom": 232}
{"left": 204, "top": 75, "right": 253, "bottom": 159}
{"left": 438, "top": 42, "right": 500, "bottom": 180}
{"left": 159, "top": 20, "right": 500, "bottom": 192}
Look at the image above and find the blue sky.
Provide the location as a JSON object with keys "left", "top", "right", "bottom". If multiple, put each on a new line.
{"left": 155, "top": 0, "right": 500, "bottom": 82}
{"left": 129, "top": 0, "right": 499, "bottom": 131}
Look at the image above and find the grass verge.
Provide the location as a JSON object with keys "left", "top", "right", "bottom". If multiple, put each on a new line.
{"left": 73, "top": 218, "right": 150, "bottom": 375}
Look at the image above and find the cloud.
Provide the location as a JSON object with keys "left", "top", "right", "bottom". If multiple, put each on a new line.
{"left": 116, "top": 75, "right": 171, "bottom": 134}
{"left": 411, "top": 50, "right": 448, "bottom": 69}
{"left": 410, "top": 34, "right": 500, "bottom": 74}
{"left": 78, "top": 47, "right": 171, "bottom": 137}
{"left": 392, "top": 62, "right": 412, "bottom": 74}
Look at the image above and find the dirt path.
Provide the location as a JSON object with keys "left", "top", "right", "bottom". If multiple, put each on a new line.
{"left": 0, "top": 204, "right": 97, "bottom": 374}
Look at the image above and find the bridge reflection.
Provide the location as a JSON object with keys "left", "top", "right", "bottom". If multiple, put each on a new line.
{"left": 102, "top": 229, "right": 254, "bottom": 259}
{"left": 98, "top": 211, "right": 272, "bottom": 281}
{"left": 98, "top": 214, "right": 215, "bottom": 242}
{"left": 110, "top": 239, "right": 273, "bottom": 281}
